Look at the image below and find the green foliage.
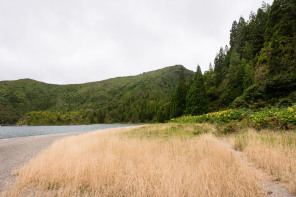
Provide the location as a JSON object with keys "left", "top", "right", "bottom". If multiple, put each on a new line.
{"left": 17, "top": 111, "right": 93, "bottom": 125}
{"left": 230, "top": 84, "right": 265, "bottom": 109}
{"left": 169, "top": 67, "right": 188, "bottom": 118}
{"left": 265, "top": 0, "right": 296, "bottom": 43}
{"left": 171, "top": 105, "right": 296, "bottom": 130}
{"left": 263, "top": 0, "right": 296, "bottom": 98}
{"left": 230, "top": 20, "right": 238, "bottom": 48}
{"left": 0, "top": 66, "right": 194, "bottom": 125}
{"left": 186, "top": 66, "right": 209, "bottom": 115}
{"left": 231, "top": 96, "right": 249, "bottom": 108}
{"left": 171, "top": 109, "right": 247, "bottom": 124}
{"left": 222, "top": 51, "right": 245, "bottom": 104}
{"left": 3, "top": 0, "right": 296, "bottom": 125}
{"left": 124, "top": 123, "right": 211, "bottom": 139}
{"left": 214, "top": 47, "right": 227, "bottom": 86}
{"left": 173, "top": 0, "right": 296, "bottom": 115}
{"left": 265, "top": 72, "right": 295, "bottom": 98}
{"left": 242, "top": 59, "right": 253, "bottom": 89}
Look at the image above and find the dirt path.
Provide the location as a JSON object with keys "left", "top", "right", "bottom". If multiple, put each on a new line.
{"left": 220, "top": 139, "right": 295, "bottom": 197}
{"left": 0, "top": 132, "right": 82, "bottom": 192}
{"left": 207, "top": 124, "right": 295, "bottom": 197}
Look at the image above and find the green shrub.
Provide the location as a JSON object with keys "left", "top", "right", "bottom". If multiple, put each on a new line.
{"left": 231, "top": 96, "right": 249, "bottom": 108}
{"left": 171, "top": 105, "right": 296, "bottom": 130}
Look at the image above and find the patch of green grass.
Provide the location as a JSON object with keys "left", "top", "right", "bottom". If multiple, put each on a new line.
{"left": 123, "top": 123, "right": 214, "bottom": 139}
{"left": 233, "top": 133, "right": 249, "bottom": 151}
{"left": 232, "top": 129, "right": 296, "bottom": 152}
{"left": 256, "top": 131, "right": 296, "bottom": 149}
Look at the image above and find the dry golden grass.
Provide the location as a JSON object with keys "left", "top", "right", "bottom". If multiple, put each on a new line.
{"left": 232, "top": 129, "right": 296, "bottom": 194}
{"left": 3, "top": 124, "right": 264, "bottom": 197}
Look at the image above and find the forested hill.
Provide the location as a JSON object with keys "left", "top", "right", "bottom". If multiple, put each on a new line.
{"left": 169, "top": 0, "right": 296, "bottom": 118}
{"left": 0, "top": 65, "right": 194, "bottom": 125}
{"left": 2, "top": 0, "right": 295, "bottom": 125}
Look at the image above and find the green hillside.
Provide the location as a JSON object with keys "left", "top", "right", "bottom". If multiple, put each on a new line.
{"left": 169, "top": 0, "right": 296, "bottom": 119}
{"left": 2, "top": 0, "right": 295, "bottom": 125}
{"left": 0, "top": 65, "right": 194, "bottom": 125}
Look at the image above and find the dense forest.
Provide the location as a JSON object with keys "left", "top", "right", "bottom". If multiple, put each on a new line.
{"left": 169, "top": 0, "right": 296, "bottom": 119}
{"left": 0, "top": 0, "right": 295, "bottom": 125}
{"left": 0, "top": 66, "right": 193, "bottom": 125}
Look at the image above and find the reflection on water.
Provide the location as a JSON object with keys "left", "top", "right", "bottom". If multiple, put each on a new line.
{"left": 0, "top": 124, "right": 138, "bottom": 139}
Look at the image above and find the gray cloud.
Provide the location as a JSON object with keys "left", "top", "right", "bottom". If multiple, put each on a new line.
{"left": 0, "top": 0, "right": 274, "bottom": 84}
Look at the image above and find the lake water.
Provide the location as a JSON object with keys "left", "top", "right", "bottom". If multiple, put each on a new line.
{"left": 0, "top": 124, "right": 139, "bottom": 139}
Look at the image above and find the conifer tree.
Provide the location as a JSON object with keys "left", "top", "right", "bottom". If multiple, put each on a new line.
{"left": 186, "top": 66, "right": 209, "bottom": 115}
{"left": 169, "top": 67, "right": 187, "bottom": 118}
{"left": 214, "top": 48, "right": 226, "bottom": 86}
{"left": 209, "top": 62, "right": 213, "bottom": 72}
{"left": 230, "top": 20, "right": 238, "bottom": 47}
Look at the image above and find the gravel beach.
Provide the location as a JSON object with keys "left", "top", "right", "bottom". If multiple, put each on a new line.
{"left": 0, "top": 132, "right": 82, "bottom": 191}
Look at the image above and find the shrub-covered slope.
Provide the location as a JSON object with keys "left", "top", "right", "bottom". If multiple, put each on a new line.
{"left": 0, "top": 65, "right": 193, "bottom": 125}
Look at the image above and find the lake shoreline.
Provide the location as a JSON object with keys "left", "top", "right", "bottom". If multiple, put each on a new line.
{"left": 0, "top": 124, "right": 141, "bottom": 139}
{"left": 0, "top": 131, "right": 85, "bottom": 192}
{"left": 0, "top": 125, "right": 144, "bottom": 192}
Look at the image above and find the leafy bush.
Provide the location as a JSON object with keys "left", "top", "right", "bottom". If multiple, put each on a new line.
{"left": 171, "top": 105, "right": 296, "bottom": 130}
{"left": 231, "top": 96, "right": 249, "bottom": 108}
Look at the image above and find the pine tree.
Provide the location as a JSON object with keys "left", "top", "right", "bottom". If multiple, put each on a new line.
{"left": 246, "top": 5, "right": 268, "bottom": 57}
{"left": 214, "top": 47, "right": 226, "bottom": 86}
{"left": 186, "top": 66, "right": 209, "bottom": 115}
{"left": 209, "top": 62, "right": 213, "bottom": 72}
{"left": 222, "top": 51, "right": 245, "bottom": 104}
{"left": 169, "top": 67, "right": 187, "bottom": 118}
{"left": 230, "top": 20, "right": 238, "bottom": 47}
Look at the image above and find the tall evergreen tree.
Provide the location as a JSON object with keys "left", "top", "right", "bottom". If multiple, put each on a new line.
{"left": 214, "top": 47, "right": 226, "bottom": 86}
{"left": 222, "top": 51, "right": 245, "bottom": 104}
{"left": 169, "top": 67, "right": 187, "bottom": 118}
{"left": 230, "top": 20, "right": 238, "bottom": 47}
{"left": 186, "top": 66, "right": 209, "bottom": 115}
{"left": 246, "top": 5, "right": 269, "bottom": 57}
{"left": 209, "top": 62, "right": 213, "bottom": 72}
{"left": 236, "top": 17, "right": 247, "bottom": 54}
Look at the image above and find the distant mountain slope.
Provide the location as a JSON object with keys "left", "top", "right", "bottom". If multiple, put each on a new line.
{"left": 0, "top": 65, "right": 194, "bottom": 125}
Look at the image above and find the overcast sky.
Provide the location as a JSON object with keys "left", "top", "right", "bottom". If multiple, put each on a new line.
{"left": 0, "top": 0, "right": 273, "bottom": 84}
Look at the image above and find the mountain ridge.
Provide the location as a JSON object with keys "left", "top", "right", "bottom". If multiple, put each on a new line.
{"left": 0, "top": 65, "right": 194, "bottom": 125}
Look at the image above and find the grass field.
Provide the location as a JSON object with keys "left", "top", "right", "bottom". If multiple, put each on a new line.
{"left": 231, "top": 129, "right": 296, "bottom": 193}
{"left": 3, "top": 124, "right": 295, "bottom": 196}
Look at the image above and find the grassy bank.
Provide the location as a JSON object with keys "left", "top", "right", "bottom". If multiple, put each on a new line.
{"left": 4, "top": 124, "right": 264, "bottom": 197}
{"left": 170, "top": 105, "right": 296, "bottom": 130}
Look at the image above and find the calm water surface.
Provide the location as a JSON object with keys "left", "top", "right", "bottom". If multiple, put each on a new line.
{"left": 0, "top": 124, "right": 138, "bottom": 139}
